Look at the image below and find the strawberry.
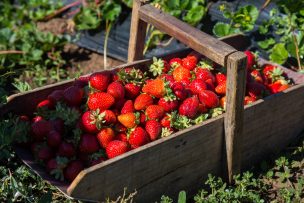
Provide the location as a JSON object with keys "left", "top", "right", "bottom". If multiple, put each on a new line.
{"left": 64, "top": 160, "right": 84, "bottom": 182}
{"left": 142, "top": 78, "right": 166, "bottom": 98}
{"left": 118, "top": 68, "right": 145, "bottom": 85}
{"left": 268, "top": 83, "right": 281, "bottom": 94}
{"left": 134, "top": 94, "right": 154, "bottom": 110}
{"left": 220, "top": 96, "right": 226, "bottom": 109}
{"left": 106, "top": 140, "right": 129, "bottom": 159}
{"left": 145, "top": 120, "right": 162, "bottom": 141}
{"left": 199, "top": 90, "right": 219, "bottom": 109}
{"left": 159, "top": 74, "right": 175, "bottom": 87}
{"left": 263, "top": 64, "right": 284, "bottom": 83}
{"left": 116, "top": 133, "right": 128, "bottom": 142}
{"left": 37, "top": 99, "right": 54, "bottom": 110}
{"left": 158, "top": 97, "right": 178, "bottom": 112}
{"left": 244, "top": 50, "right": 256, "bottom": 70}
{"left": 178, "top": 96, "right": 199, "bottom": 118}
{"left": 87, "top": 92, "right": 115, "bottom": 111}
{"left": 169, "top": 57, "right": 183, "bottom": 68}
{"left": 38, "top": 145, "right": 54, "bottom": 162}
{"left": 63, "top": 86, "right": 84, "bottom": 106}
{"left": 205, "top": 79, "right": 215, "bottom": 91}
{"left": 125, "top": 83, "right": 141, "bottom": 99}
{"left": 101, "top": 110, "right": 117, "bottom": 125}
{"left": 244, "top": 96, "right": 256, "bottom": 105}
{"left": 215, "top": 73, "right": 227, "bottom": 85}
{"left": 161, "top": 115, "right": 171, "bottom": 128}
{"left": 128, "top": 127, "right": 150, "bottom": 148}
{"left": 189, "top": 79, "right": 207, "bottom": 95}
{"left": 97, "top": 128, "right": 115, "bottom": 148}
{"left": 31, "top": 119, "right": 51, "bottom": 141}
{"left": 149, "top": 57, "right": 170, "bottom": 76}
{"left": 278, "top": 84, "right": 289, "bottom": 92}
{"left": 140, "top": 112, "right": 147, "bottom": 125}
{"left": 81, "top": 111, "right": 99, "bottom": 133}
{"left": 50, "top": 119, "right": 64, "bottom": 134}
{"left": 172, "top": 66, "right": 191, "bottom": 82}
{"left": 88, "top": 151, "right": 106, "bottom": 166}
{"left": 114, "top": 123, "right": 127, "bottom": 133}
{"left": 118, "top": 112, "right": 140, "bottom": 128}
{"left": 268, "top": 79, "right": 289, "bottom": 93}
{"left": 195, "top": 68, "right": 215, "bottom": 83}
{"left": 48, "top": 90, "right": 64, "bottom": 104}
{"left": 47, "top": 130, "right": 62, "bottom": 148}
{"left": 250, "top": 70, "right": 264, "bottom": 84}
{"left": 46, "top": 157, "right": 68, "bottom": 181}
{"left": 57, "top": 142, "right": 75, "bottom": 158}
{"left": 79, "top": 134, "right": 100, "bottom": 154}
{"left": 182, "top": 55, "right": 197, "bottom": 71}
{"left": 114, "top": 98, "right": 126, "bottom": 111}
{"left": 121, "top": 100, "right": 135, "bottom": 114}
{"left": 145, "top": 105, "right": 165, "bottom": 120}
{"left": 172, "top": 82, "right": 187, "bottom": 101}
{"left": 107, "top": 81, "right": 125, "bottom": 101}
{"left": 89, "top": 72, "right": 111, "bottom": 91}
{"left": 198, "top": 102, "right": 208, "bottom": 113}
{"left": 187, "top": 51, "right": 202, "bottom": 61}
{"left": 74, "top": 75, "right": 89, "bottom": 88}
{"left": 215, "top": 81, "right": 226, "bottom": 95}
{"left": 247, "top": 82, "right": 265, "bottom": 99}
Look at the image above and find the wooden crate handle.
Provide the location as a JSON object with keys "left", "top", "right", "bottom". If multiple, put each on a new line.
{"left": 128, "top": 0, "right": 247, "bottom": 183}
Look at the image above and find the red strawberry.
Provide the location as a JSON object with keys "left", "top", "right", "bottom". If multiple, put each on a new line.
{"left": 250, "top": 70, "right": 264, "bottom": 84}
{"left": 64, "top": 160, "right": 84, "bottom": 182}
{"left": 215, "top": 81, "right": 226, "bottom": 95}
{"left": 89, "top": 72, "right": 111, "bottom": 91}
{"left": 37, "top": 99, "right": 54, "bottom": 110}
{"left": 106, "top": 140, "right": 129, "bottom": 159}
{"left": 63, "top": 86, "right": 84, "bottom": 106}
{"left": 215, "top": 73, "right": 227, "bottom": 85}
{"left": 116, "top": 133, "right": 128, "bottom": 142}
{"left": 172, "top": 82, "right": 187, "bottom": 101}
{"left": 169, "top": 57, "right": 183, "bottom": 68}
{"left": 244, "top": 96, "right": 256, "bottom": 105}
{"left": 247, "top": 82, "right": 265, "bottom": 99}
{"left": 172, "top": 66, "right": 191, "bottom": 82}
{"left": 145, "top": 105, "right": 165, "bottom": 120}
{"left": 47, "top": 131, "right": 62, "bottom": 148}
{"left": 31, "top": 119, "right": 51, "bottom": 141}
{"left": 189, "top": 79, "right": 207, "bottom": 95}
{"left": 38, "top": 146, "right": 54, "bottom": 161}
{"left": 121, "top": 100, "right": 135, "bottom": 114}
{"left": 142, "top": 78, "right": 167, "bottom": 98}
{"left": 159, "top": 74, "right": 175, "bottom": 87}
{"left": 81, "top": 111, "right": 98, "bottom": 133}
{"left": 182, "top": 55, "right": 197, "bottom": 71}
{"left": 145, "top": 120, "right": 162, "bottom": 141}
{"left": 134, "top": 94, "right": 154, "bottom": 110}
{"left": 48, "top": 90, "right": 63, "bottom": 104}
{"left": 199, "top": 90, "right": 219, "bottom": 109}
{"left": 101, "top": 110, "right": 117, "bottom": 125}
{"left": 158, "top": 98, "right": 178, "bottom": 112}
{"left": 244, "top": 50, "right": 256, "bottom": 70}
{"left": 139, "top": 112, "right": 147, "bottom": 125}
{"left": 107, "top": 81, "right": 125, "bottom": 101}
{"left": 118, "top": 112, "right": 139, "bottom": 128}
{"left": 97, "top": 128, "right": 115, "bottom": 148}
{"left": 205, "top": 79, "right": 215, "bottom": 91}
{"left": 178, "top": 96, "right": 199, "bottom": 118}
{"left": 263, "top": 65, "right": 285, "bottom": 83}
{"left": 128, "top": 127, "right": 150, "bottom": 148}
{"left": 114, "top": 123, "right": 127, "bottom": 133}
{"left": 46, "top": 157, "right": 68, "bottom": 180}
{"left": 220, "top": 96, "right": 226, "bottom": 109}
{"left": 125, "top": 83, "right": 141, "bottom": 99}
{"left": 195, "top": 68, "right": 215, "bottom": 83}
{"left": 79, "top": 134, "right": 100, "bottom": 154}
{"left": 57, "top": 142, "right": 75, "bottom": 158}
{"left": 114, "top": 98, "right": 126, "bottom": 111}
{"left": 87, "top": 92, "right": 115, "bottom": 111}
{"left": 268, "top": 83, "right": 281, "bottom": 94}
{"left": 74, "top": 75, "right": 89, "bottom": 88}
{"left": 198, "top": 102, "right": 208, "bottom": 113}
{"left": 161, "top": 115, "right": 171, "bottom": 128}
{"left": 149, "top": 57, "right": 170, "bottom": 76}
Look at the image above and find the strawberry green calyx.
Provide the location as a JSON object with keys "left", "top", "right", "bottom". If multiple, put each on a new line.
{"left": 50, "top": 156, "right": 69, "bottom": 181}
{"left": 210, "top": 107, "right": 224, "bottom": 118}
{"left": 193, "top": 114, "right": 209, "bottom": 124}
{"left": 90, "top": 149, "right": 106, "bottom": 161}
{"left": 72, "top": 128, "right": 82, "bottom": 146}
{"left": 198, "top": 59, "right": 214, "bottom": 70}
{"left": 150, "top": 57, "right": 165, "bottom": 77}
{"left": 161, "top": 127, "right": 174, "bottom": 138}
{"left": 270, "top": 67, "right": 284, "bottom": 82}
{"left": 118, "top": 68, "right": 146, "bottom": 85}
{"left": 172, "top": 112, "right": 192, "bottom": 130}
{"left": 90, "top": 109, "right": 106, "bottom": 130}
{"left": 163, "top": 81, "right": 177, "bottom": 101}
{"left": 134, "top": 112, "right": 141, "bottom": 125}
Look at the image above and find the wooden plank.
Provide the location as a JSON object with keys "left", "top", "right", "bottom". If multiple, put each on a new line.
{"left": 127, "top": 0, "right": 148, "bottom": 62}
{"left": 138, "top": 4, "right": 237, "bottom": 66}
{"left": 224, "top": 51, "right": 247, "bottom": 183}
{"left": 67, "top": 116, "right": 224, "bottom": 202}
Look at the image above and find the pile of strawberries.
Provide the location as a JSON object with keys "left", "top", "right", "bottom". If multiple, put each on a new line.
{"left": 21, "top": 50, "right": 292, "bottom": 182}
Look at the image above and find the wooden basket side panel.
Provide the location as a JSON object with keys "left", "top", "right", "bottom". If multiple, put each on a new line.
{"left": 68, "top": 117, "right": 224, "bottom": 202}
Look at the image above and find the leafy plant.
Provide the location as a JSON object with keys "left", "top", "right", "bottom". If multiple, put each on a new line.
{"left": 213, "top": 4, "right": 259, "bottom": 37}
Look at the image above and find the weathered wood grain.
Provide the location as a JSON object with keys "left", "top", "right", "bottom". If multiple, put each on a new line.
{"left": 138, "top": 4, "right": 237, "bottom": 66}
{"left": 127, "top": 0, "right": 148, "bottom": 62}
{"left": 225, "top": 52, "right": 247, "bottom": 183}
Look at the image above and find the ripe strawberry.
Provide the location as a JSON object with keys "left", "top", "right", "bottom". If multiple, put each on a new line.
{"left": 278, "top": 84, "right": 289, "bottom": 92}
{"left": 37, "top": 99, "right": 54, "bottom": 110}
{"left": 74, "top": 75, "right": 89, "bottom": 88}
{"left": 114, "top": 98, "right": 126, "bottom": 111}
{"left": 199, "top": 90, "right": 219, "bottom": 109}
{"left": 247, "top": 82, "right": 265, "bottom": 99}
{"left": 101, "top": 110, "right": 117, "bottom": 125}
{"left": 64, "top": 160, "right": 84, "bottom": 182}
{"left": 220, "top": 96, "right": 226, "bottom": 109}
{"left": 195, "top": 68, "right": 215, "bottom": 83}
{"left": 79, "top": 134, "right": 100, "bottom": 154}
{"left": 158, "top": 97, "right": 178, "bottom": 112}
{"left": 38, "top": 146, "right": 54, "bottom": 161}
{"left": 89, "top": 72, "right": 111, "bottom": 91}
{"left": 48, "top": 90, "right": 64, "bottom": 104}
{"left": 116, "top": 133, "right": 128, "bottom": 142}
{"left": 198, "top": 102, "right": 208, "bottom": 113}
{"left": 81, "top": 111, "right": 99, "bottom": 133}
{"left": 47, "top": 131, "right": 62, "bottom": 148}
{"left": 63, "top": 86, "right": 84, "bottom": 106}
{"left": 125, "top": 83, "right": 141, "bottom": 99}
{"left": 244, "top": 50, "right": 256, "bottom": 70}
{"left": 145, "top": 120, "right": 162, "bottom": 141}
{"left": 172, "top": 66, "right": 191, "bottom": 82}
{"left": 149, "top": 57, "right": 170, "bottom": 76}
{"left": 263, "top": 64, "right": 284, "bottom": 83}
{"left": 215, "top": 73, "right": 227, "bottom": 85}
{"left": 244, "top": 96, "right": 256, "bottom": 105}
{"left": 57, "top": 142, "right": 75, "bottom": 158}
{"left": 159, "top": 74, "right": 175, "bottom": 87}
{"left": 121, "top": 100, "right": 135, "bottom": 114}
{"left": 87, "top": 92, "right": 115, "bottom": 111}
{"left": 114, "top": 123, "right": 127, "bottom": 133}
{"left": 118, "top": 112, "right": 140, "bottom": 128}
{"left": 250, "top": 70, "right": 264, "bottom": 84}
{"left": 169, "top": 57, "right": 183, "bottom": 68}
{"left": 161, "top": 115, "right": 171, "bottom": 128}
{"left": 31, "top": 119, "right": 51, "bottom": 141}
{"left": 134, "top": 94, "right": 154, "bottom": 110}
{"left": 145, "top": 105, "right": 165, "bottom": 120}
{"left": 205, "top": 79, "right": 215, "bottom": 91}
{"left": 128, "top": 127, "right": 150, "bottom": 148}
{"left": 268, "top": 79, "right": 289, "bottom": 94}
{"left": 107, "top": 81, "right": 125, "bottom": 101}
{"left": 97, "top": 128, "right": 115, "bottom": 148}
{"left": 46, "top": 157, "right": 68, "bottom": 181}
{"left": 215, "top": 81, "right": 226, "bottom": 95}
{"left": 172, "top": 82, "right": 187, "bottom": 101}
{"left": 182, "top": 55, "right": 197, "bottom": 71}
{"left": 106, "top": 140, "right": 129, "bottom": 159}
{"left": 268, "top": 83, "right": 281, "bottom": 94}
{"left": 178, "top": 96, "right": 199, "bottom": 119}
{"left": 189, "top": 79, "right": 207, "bottom": 95}
{"left": 140, "top": 112, "right": 147, "bottom": 125}
{"left": 142, "top": 78, "right": 166, "bottom": 98}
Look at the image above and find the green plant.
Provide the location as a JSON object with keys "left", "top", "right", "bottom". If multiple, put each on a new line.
{"left": 213, "top": 4, "right": 259, "bottom": 37}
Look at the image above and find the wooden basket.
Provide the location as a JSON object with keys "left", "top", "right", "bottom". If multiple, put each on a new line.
{"left": 1, "top": 1, "right": 304, "bottom": 202}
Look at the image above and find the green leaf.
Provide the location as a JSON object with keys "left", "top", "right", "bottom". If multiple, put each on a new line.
{"left": 258, "top": 38, "right": 275, "bottom": 49}
{"left": 178, "top": 191, "right": 186, "bottom": 203}
{"left": 102, "top": 1, "right": 122, "bottom": 22}
{"left": 38, "top": 191, "right": 52, "bottom": 203}
{"left": 213, "top": 22, "right": 238, "bottom": 37}
{"left": 183, "top": 6, "right": 205, "bottom": 26}
{"left": 270, "top": 43, "right": 289, "bottom": 64}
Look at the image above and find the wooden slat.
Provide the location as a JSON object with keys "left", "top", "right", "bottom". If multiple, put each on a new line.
{"left": 127, "top": 0, "right": 148, "bottom": 62}
{"left": 224, "top": 52, "right": 247, "bottom": 183}
{"left": 138, "top": 4, "right": 237, "bottom": 66}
